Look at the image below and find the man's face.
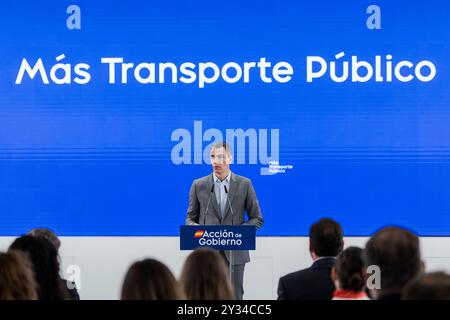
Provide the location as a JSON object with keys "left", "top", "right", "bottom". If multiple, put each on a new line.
{"left": 210, "top": 147, "right": 231, "bottom": 177}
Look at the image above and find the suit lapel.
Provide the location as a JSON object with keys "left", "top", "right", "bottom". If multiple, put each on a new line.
{"left": 222, "top": 173, "right": 237, "bottom": 222}
{"left": 208, "top": 174, "right": 222, "bottom": 221}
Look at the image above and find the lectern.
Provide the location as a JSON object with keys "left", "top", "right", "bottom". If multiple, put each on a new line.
{"left": 180, "top": 225, "right": 256, "bottom": 283}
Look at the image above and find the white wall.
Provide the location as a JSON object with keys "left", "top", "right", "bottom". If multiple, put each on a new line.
{"left": 1, "top": 236, "right": 449, "bottom": 300}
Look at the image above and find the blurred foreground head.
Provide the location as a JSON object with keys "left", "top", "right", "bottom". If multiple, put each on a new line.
{"left": 0, "top": 250, "right": 38, "bottom": 300}
{"left": 121, "top": 258, "right": 184, "bottom": 300}
{"left": 365, "top": 226, "right": 422, "bottom": 299}
{"left": 180, "top": 248, "right": 234, "bottom": 300}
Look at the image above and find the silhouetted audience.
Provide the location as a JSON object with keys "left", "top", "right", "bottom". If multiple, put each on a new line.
{"left": 3, "top": 220, "right": 449, "bottom": 300}
{"left": 27, "top": 228, "right": 80, "bottom": 300}
{"left": 403, "top": 272, "right": 450, "bottom": 300}
{"left": 121, "top": 258, "right": 184, "bottom": 300}
{"left": 180, "top": 248, "right": 235, "bottom": 300}
{"left": 365, "top": 226, "right": 423, "bottom": 300}
{"left": 0, "top": 251, "right": 38, "bottom": 300}
{"left": 9, "top": 235, "right": 68, "bottom": 300}
{"left": 277, "top": 218, "right": 344, "bottom": 300}
{"left": 331, "top": 247, "right": 369, "bottom": 300}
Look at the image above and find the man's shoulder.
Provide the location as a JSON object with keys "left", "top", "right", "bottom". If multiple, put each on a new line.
{"left": 231, "top": 173, "right": 251, "bottom": 184}
{"left": 192, "top": 172, "right": 251, "bottom": 186}
{"left": 193, "top": 174, "right": 212, "bottom": 185}
{"left": 281, "top": 259, "right": 336, "bottom": 285}
{"left": 280, "top": 267, "right": 313, "bottom": 284}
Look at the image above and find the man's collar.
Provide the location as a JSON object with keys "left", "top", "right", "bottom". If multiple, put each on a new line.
{"left": 214, "top": 171, "right": 231, "bottom": 183}
{"left": 315, "top": 256, "right": 336, "bottom": 262}
{"left": 311, "top": 256, "right": 336, "bottom": 268}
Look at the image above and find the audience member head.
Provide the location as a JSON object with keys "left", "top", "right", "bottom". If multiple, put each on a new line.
{"left": 332, "top": 247, "right": 366, "bottom": 292}
{"left": 0, "top": 251, "right": 38, "bottom": 300}
{"left": 28, "top": 228, "right": 61, "bottom": 251}
{"left": 180, "top": 248, "right": 234, "bottom": 300}
{"left": 403, "top": 272, "right": 450, "bottom": 300}
{"left": 121, "top": 258, "right": 184, "bottom": 300}
{"left": 9, "top": 235, "right": 66, "bottom": 300}
{"left": 365, "top": 226, "right": 423, "bottom": 299}
{"left": 309, "top": 218, "right": 344, "bottom": 260}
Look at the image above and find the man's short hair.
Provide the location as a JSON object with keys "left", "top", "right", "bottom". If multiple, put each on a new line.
{"left": 210, "top": 142, "right": 232, "bottom": 157}
{"left": 403, "top": 272, "right": 450, "bottom": 300}
{"left": 365, "top": 226, "right": 421, "bottom": 291}
{"left": 309, "top": 218, "right": 344, "bottom": 257}
{"left": 27, "top": 228, "right": 61, "bottom": 251}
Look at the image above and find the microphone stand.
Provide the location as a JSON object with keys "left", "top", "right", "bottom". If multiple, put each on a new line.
{"left": 224, "top": 185, "right": 234, "bottom": 286}
{"left": 203, "top": 184, "right": 215, "bottom": 225}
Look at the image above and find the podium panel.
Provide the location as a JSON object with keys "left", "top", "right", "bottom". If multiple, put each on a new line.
{"left": 180, "top": 225, "right": 256, "bottom": 251}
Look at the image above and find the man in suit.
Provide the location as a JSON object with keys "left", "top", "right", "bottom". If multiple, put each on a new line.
{"left": 185, "top": 142, "right": 264, "bottom": 300}
{"left": 277, "top": 218, "right": 344, "bottom": 300}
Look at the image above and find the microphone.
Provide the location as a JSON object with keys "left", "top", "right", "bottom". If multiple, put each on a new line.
{"left": 203, "top": 184, "right": 215, "bottom": 225}
{"left": 224, "top": 185, "right": 235, "bottom": 281}
{"left": 224, "top": 185, "right": 234, "bottom": 225}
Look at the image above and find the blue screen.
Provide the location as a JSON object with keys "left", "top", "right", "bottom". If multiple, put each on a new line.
{"left": 1, "top": 1, "right": 449, "bottom": 236}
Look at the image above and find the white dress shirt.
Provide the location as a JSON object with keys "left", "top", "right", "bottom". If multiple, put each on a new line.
{"left": 214, "top": 172, "right": 231, "bottom": 217}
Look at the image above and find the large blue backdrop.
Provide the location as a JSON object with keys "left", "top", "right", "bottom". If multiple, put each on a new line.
{"left": 0, "top": 1, "right": 449, "bottom": 235}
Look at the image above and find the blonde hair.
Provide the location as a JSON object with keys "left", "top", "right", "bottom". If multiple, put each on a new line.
{"left": 180, "top": 248, "right": 234, "bottom": 300}
{"left": 0, "top": 250, "right": 38, "bottom": 300}
{"left": 121, "top": 258, "right": 185, "bottom": 300}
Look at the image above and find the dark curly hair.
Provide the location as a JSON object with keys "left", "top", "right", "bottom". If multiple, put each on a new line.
{"left": 335, "top": 247, "right": 366, "bottom": 291}
{"left": 9, "top": 235, "right": 66, "bottom": 300}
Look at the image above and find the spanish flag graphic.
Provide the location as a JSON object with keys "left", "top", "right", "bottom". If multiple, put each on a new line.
{"left": 194, "top": 230, "right": 205, "bottom": 238}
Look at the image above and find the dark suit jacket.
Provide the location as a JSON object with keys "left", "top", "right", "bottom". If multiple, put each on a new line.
{"left": 377, "top": 292, "right": 402, "bottom": 300}
{"left": 277, "top": 257, "right": 336, "bottom": 300}
{"left": 60, "top": 278, "right": 80, "bottom": 300}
